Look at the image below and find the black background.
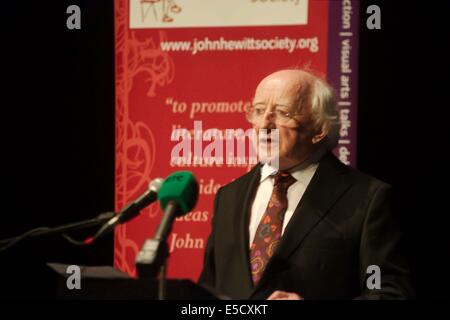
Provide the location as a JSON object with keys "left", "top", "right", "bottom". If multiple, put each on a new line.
{"left": 1, "top": 0, "right": 449, "bottom": 299}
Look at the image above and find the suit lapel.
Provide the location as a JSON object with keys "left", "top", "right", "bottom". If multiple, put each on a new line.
{"left": 251, "top": 153, "right": 353, "bottom": 294}
{"left": 234, "top": 164, "right": 261, "bottom": 292}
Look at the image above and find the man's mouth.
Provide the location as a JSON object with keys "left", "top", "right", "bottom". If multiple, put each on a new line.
{"left": 259, "top": 137, "right": 278, "bottom": 144}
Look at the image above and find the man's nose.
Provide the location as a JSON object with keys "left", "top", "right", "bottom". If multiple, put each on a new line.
{"left": 260, "top": 111, "right": 276, "bottom": 129}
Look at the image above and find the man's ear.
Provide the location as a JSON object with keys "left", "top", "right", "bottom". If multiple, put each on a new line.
{"left": 311, "top": 123, "right": 328, "bottom": 144}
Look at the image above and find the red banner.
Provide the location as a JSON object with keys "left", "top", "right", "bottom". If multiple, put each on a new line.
{"left": 114, "top": 0, "right": 359, "bottom": 280}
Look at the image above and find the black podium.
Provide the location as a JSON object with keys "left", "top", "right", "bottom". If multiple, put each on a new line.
{"left": 48, "top": 263, "right": 218, "bottom": 300}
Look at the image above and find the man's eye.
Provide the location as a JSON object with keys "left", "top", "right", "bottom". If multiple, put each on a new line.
{"left": 254, "top": 108, "right": 266, "bottom": 115}
{"left": 275, "top": 110, "right": 289, "bottom": 117}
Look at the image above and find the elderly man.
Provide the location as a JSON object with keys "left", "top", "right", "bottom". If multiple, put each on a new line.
{"left": 198, "top": 69, "right": 413, "bottom": 300}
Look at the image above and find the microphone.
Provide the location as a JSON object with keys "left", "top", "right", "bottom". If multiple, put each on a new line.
{"left": 136, "top": 171, "right": 199, "bottom": 278}
{"left": 154, "top": 171, "right": 199, "bottom": 240}
{"left": 96, "top": 178, "right": 164, "bottom": 237}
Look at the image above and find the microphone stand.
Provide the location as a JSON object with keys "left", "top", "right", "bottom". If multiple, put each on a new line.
{"left": 135, "top": 237, "right": 170, "bottom": 300}
{"left": 159, "top": 262, "right": 167, "bottom": 300}
{"left": 0, "top": 212, "right": 115, "bottom": 251}
{"left": 32, "top": 212, "right": 115, "bottom": 239}
{"left": 135, "top": 202, "right": 178, "bottom": 300}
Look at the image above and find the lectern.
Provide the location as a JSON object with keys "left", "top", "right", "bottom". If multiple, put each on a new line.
{"left": 48, "top": 263, "right": 218, "bottom": 300}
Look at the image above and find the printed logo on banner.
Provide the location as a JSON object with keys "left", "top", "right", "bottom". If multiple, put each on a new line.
{"left": 130, "top": 0, "right": 309, "bottom": 28}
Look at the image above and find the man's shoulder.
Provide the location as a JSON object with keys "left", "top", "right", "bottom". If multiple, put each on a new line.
{"left": 317, "top": 154, "right": 392, "bottom": 211}
{"left": 348, "top": 166, "right": 390, "bottom": 189}
{"left": 321, "top": 152, "right": 391, "bottom": 190}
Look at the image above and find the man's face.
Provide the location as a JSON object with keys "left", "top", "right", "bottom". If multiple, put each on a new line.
{"left": 252, "top": 71, "right": 319, "bottom": 169}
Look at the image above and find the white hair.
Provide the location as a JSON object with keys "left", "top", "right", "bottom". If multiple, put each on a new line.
{"left": 309, "top": 76, "right": 340, "bottom": 150}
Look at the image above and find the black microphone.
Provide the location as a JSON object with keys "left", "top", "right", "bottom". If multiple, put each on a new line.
{"left": 95, "top": 178, "right": 164, "bottom": 238}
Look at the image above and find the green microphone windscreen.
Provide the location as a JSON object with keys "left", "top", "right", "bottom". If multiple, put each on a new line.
{"left": 157, "top": 171, "right": 199, "bottom": 215}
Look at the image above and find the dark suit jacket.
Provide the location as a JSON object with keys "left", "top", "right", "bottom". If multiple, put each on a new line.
{"left": 198, "top": 153, "right": 414, "bottom": 299}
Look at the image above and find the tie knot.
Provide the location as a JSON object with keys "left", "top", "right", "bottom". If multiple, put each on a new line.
{"left": 273, "top": 172, "right": 296, "bottom": 190}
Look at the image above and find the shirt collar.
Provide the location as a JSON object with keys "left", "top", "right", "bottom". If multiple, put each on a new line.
{"left": 259, "top": 148, "right": 325, "bottom": 183}
{"left": 260, "top": 163, "right": 279, "bottom": 182}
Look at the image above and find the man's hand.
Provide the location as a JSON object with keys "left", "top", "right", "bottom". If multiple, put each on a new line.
{"left": 267, "top": 290, "right": 304, "bottom": 300}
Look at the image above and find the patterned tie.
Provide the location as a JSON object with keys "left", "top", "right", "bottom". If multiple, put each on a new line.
{"left": 249, "top": 171, "right": 296, "bottom": 285}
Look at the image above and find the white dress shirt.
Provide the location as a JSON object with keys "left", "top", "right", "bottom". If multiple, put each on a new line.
{"left": 248, "top": 161, "right": 319, "bottom": 247}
